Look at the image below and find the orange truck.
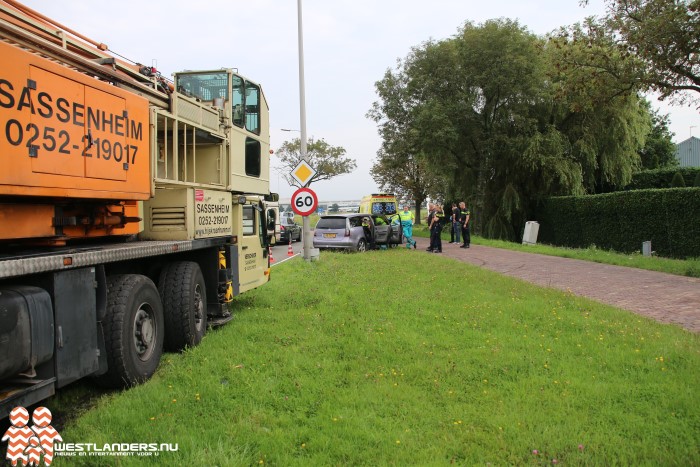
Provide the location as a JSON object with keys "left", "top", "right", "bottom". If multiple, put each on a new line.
{"left": 0, "top": 0, "right": 277, "bottom": 417}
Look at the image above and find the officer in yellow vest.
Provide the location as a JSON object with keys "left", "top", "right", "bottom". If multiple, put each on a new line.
{"left": 398, "top": 204, "right": 417, "bottom": 249}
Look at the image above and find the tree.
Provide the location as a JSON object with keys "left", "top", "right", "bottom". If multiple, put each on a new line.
{"left": 585, "top": 0, "right": 700, "bottom": 105}
{"left": 694, "top": 172, "right": 700, "bottom": 187}
{"left": 370, "top": 19, "right": 653, "bottom": 240}
{"left": 368, "top": 149, "right": 444, "bottom": 224}
{"left": 330, "top": 203, "right": 340, "bottom": 213}
{"left": 367, "top": 54, "right": 447, "bottom": 223}
{"left": 275, "top": 138, "right": 356, "bottom": 187}
{"left": 547, "top": 20, "right": 651, "bottom": 192}
{"left": 638, "top": 103, "right": 678, "bottom": 169}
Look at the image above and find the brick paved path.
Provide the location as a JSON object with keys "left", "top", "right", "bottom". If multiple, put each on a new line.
{"left": 419, "top": 240, "right": 700, "bottom": 333}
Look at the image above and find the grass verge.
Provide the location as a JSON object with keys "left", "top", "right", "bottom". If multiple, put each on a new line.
{"left": 412, "top": 224, "right": 700, "bottom": 278}
{"left": 55, "top": 250, "right": 699, "bottom": 465}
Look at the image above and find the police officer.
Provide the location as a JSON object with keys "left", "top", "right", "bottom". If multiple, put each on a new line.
{"left": 425, "top": 203, "right": 436, "bottom": 251}
{"left": 459, "top": 201, "right": 471, "bottom": 248}
{"left": 398, "top": 204, "right": 417, "bottom": 249}
{"left": 429, "top": 204, "right": 445, "bottom": 253}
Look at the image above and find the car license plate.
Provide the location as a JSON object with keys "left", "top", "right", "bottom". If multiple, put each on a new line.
{"left": 323, "top": 233, "right": 336, "bottom": 238}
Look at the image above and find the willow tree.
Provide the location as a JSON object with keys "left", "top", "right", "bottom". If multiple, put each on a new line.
{"left": 370, "top": 18, "right": 653, "bottom": 240}
{"left": 546, "top": 20, "right": 651, "bottom": 193}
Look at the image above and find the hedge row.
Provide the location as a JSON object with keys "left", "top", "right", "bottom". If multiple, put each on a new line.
{"left": 536, "top": 188, "right": 700, "bottom": 258}
{"left": 627, "top": 167, "right": 700, "bottom": 190}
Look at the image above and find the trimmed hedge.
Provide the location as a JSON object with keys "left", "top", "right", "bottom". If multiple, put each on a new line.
{"left": 536, "top": 188, "right": 700, "bottom": 258}
{"left": 628, "top": 167, "right": 700, "bottom": 190}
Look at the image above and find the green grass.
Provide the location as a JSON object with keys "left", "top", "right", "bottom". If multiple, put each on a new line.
{"left": 412, "top": 224, "right": 700, "bottom": 278}
{"left": 55, "top": 251, "right": 700, "bottom": 465}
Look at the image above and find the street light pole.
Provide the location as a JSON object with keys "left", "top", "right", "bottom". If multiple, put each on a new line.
{"left": 296, "top": 0, "right": 312, "bottom": 261}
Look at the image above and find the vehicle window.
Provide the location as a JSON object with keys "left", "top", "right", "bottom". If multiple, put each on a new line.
{"left": 177, "top": 72, "right": 228, "bottom": 102}
{"left": 245, "top": 137, "right": 261, "bottom": 177}
{"left": 244, "top": 81, "right": 260, "bottom": 134}
{"left": 316, "top": 217, "right": 346, "bottom": 229}
{"left": 372, "top": 202, "right": 396, "bottom": 215}
{"left": 232, "top": 75, "right": 244, "bottom": 127}
{"left": 243, "top": 206, "right": 255, "bottom": 235}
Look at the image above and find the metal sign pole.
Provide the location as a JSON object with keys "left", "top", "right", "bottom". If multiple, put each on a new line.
{"left": 296, "top": 0, "right": 311, "bottom": 261}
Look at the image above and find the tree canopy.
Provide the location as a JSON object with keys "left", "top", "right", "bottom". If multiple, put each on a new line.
{"left": 370, "top": 18, "right": 654, "bottom": 240}
{"left": 275, "top": 138, "right": 356, "bottom": 188}
{"left": 581, "top": 0, "right": 700, "bottom": 105}
{"left": 592, "top": 0, "right": 700, "bottom": 105}
{"left": 638, "top": 103, "right": 678, "bottom": 169}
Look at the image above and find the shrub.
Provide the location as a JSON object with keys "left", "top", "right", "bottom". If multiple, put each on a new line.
{"left": 627, "top": 167, "right": 700, "bottom": 190}
{"left": 536, "top": 188, "right": 700, "bottom": 258}
{"left": 671, "top": 171, "right": 686, "bottom": 188}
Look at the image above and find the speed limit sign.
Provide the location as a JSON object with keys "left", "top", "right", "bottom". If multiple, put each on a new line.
{"left": 291, "top": 187, "right": 318, "bottom": 216}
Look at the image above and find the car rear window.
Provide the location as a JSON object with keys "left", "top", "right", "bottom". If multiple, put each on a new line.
{"left": 316, "top": 217, "right": 346, "bottom": 229}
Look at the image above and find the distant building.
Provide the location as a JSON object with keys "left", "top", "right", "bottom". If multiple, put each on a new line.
{"left": 279, "top": 199, "right": 361, "bottom": 214}
{"left": 675, "top": 136, "right": 700, "bottom": 167}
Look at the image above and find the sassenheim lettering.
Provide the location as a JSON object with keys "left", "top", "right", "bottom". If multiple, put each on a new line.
{"left": 196, "top": 203, "right": 231, "bottom": 214}
{"left": 55, "top": 443, "right": 179, "bottom": 452}
{"left": 0, "top": 78, "right": 143, "bottom": 141}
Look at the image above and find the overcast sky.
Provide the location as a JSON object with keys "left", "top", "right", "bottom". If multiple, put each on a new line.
{"left": 20, "top": 0, "right": 698, "bottom": 201}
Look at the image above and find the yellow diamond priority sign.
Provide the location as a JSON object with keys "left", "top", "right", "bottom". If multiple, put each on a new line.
{"left": 291, "top": 160, "right": 316, "bottom": 187}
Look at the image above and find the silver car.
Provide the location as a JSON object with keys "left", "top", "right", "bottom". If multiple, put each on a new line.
{"left": 313, "top": 214, "right": 402, "bottom": 252}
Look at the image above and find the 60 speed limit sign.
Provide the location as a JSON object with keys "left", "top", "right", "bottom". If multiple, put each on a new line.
{"left": 291, "top": 187, "right": 318, "bottom": 216}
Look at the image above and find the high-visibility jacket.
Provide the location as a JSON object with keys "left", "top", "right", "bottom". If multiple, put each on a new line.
{"left": 398, "top": 210, "right": 414, "bottom": 223}
{"left": 431, "top": 212, "right": 445, "bottom": 230}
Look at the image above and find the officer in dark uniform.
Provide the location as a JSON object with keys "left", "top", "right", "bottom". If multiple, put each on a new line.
{"left": 459, "top": 201, "right": 470, "bottom": 248}
{"left": 425, "top": 203, "right": 436, "bottom": 251}
{"left": 429, "top": 205, "right": 445, "bottom": 253}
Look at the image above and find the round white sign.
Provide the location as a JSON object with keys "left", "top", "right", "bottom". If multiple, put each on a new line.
{"left": 291, "top": 187, "right": 318, "bottom": 216}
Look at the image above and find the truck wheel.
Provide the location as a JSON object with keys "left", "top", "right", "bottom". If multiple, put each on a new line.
{"left": 356, "top": 239, "right": 367, "bottom": 252}
{"left": 159, "top": 261, "right": 207, "bottom": 351}
{"left": 97, "top": 275, "right": 164, "bottom": 388}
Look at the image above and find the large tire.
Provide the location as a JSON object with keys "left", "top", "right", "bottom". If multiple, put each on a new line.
{"left": 356, "top": 239, "right": 367, "bottom": 252}
{"left": 97, "top": 275, "right": 164, "bottom": 388}
{"left": 159, "top": 261, "right": 207, "bottom": 351}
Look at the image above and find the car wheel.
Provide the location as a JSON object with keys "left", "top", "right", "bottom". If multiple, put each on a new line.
{"left": 356, "top": 239, "right": 367, "bottom": 252}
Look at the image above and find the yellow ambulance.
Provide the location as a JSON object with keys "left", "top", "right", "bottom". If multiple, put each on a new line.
{"left": 359, "top": 193, "right": 399, "bottom": 217}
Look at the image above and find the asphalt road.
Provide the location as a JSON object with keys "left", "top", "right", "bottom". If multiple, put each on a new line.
{"left": 270, "top": 237, "right": 304, "bottom": 265}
